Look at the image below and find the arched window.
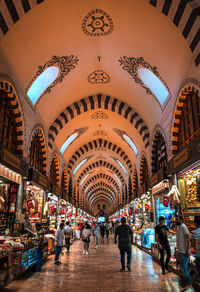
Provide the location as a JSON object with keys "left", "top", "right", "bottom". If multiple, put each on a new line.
{"left": 0, "top": 90, "right": 19, "bottom": 155}
{"left": 50, "top": 157, "right": 59, "bottom": 186}
{"left": 29, "top": 133, "right": 46, "bottom": 175}
{"left": 177, "top": 90, "right": 200, "bottom": 151}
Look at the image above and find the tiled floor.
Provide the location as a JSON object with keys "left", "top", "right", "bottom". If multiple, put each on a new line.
{"left": 3, "top": 236, "right": 196, "bottom": 292}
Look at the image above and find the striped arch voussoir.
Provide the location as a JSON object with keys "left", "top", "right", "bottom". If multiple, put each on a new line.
{"left": 151, "top": 129, "right": 166, "bottom": 173}
{"left": 139, "top": 155, "right": 147, "bottom": 186}
{"left": 68, "top": 138, "right": 132, "bottom": 171}
{"left": 48, "top": 94, "right": 150, "bottom": 149}
{"left": 83, "top": 173, "right": 120, "bottom": 192}
{"left": 0, "top": 81, "right": 23, "bottom": 155}
{"left": 171, "top": 85, "right": 199, "bottom": 155}
{"left": 51, "top": 153, "right": 60, "bottom": 185}
{"left": 132, "top": 168, "right": 138, "bottom": 191}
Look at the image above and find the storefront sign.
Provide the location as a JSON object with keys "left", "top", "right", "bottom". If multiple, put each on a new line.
{"left": 2, "top": 149, "right": 20, "bottom": 170}
{"left": 151, "top": 173, "right": 158, "bottom": 187}
{"left": 38, "top": 174, "right": 47, "bottom": 188}
{"left": 152, "top": 180, "right": 169, "bottom": 195}
{"left": 0, "top": 164, "right": 21, "bottom": 184}
{"left": 173, "top": 148, "right": 189, "bottom": 169}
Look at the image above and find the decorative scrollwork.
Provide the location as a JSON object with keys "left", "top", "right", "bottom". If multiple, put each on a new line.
{"left": 82, "top": 9, "right": 114, "bottom": 36}
{"left": 119, "top": 56, "right": 171, "bottom": 107}
{"left": 25, "top": 55, "right": 79, "bottom": 103}
{"left": 91, "top": 111, "right": 108, "bottom": 119}
{"left": 88, "top": 70, "right": 110, "bottom": 84}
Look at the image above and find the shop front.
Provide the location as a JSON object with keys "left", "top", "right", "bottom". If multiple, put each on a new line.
{"left": 0, "top": 148, "right": 27, "bottom": 235}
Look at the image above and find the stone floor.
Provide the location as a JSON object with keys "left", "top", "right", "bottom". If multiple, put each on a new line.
{"left": 3, "top": 236, "right": 197, "bottom": 292}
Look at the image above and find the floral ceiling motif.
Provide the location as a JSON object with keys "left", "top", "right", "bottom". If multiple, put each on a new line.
{"left": 93, "top": 130, "right": 107, "bottom": 136}
{"left": 91, "top": 111, "right": 108, "bottom": 119}
{"left": 88, "top": 70, "right": 110, "bottom": 84}
{"left": 82, "top": 9, "right": 114, "bottom": 36}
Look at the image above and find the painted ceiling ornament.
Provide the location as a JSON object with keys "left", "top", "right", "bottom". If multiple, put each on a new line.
{"left": 25, "top": 55, "right": 79, "bottom": 101}
{"left": 76, "top": 126, "right": 89, "bottom": 136}
{"left": 93, "top": 130, "right": 107, "bottom": 136}
{"left": 82, "top": 9, "right": 114, "bottom": 36}
{"left": 113, "top": 128, "right": 125, "bottom": 138}
{"left": 88, "top": 70, "right": 110, "bottom": 84}
{"left": 91, "top": 111, "right": 108, "bottom": 119}
{"left": 119, "top": 56, "right": 171, "bottom": 107}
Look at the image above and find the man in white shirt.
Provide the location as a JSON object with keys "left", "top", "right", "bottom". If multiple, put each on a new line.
{"left": 175, "top": 215, "right": 192, "bottom": 291}
{"left": 64, "top": 221, "right": 73, "bottom": 253}
{"left": 92, "top": 222, "right": 100, "bottom": 248}
{"left": 54, "top": 223, "right": 64, "bottom": 265}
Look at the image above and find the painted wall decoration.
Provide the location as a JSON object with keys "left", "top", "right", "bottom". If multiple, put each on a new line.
{"left": 25, "top": 55, "right": 79, "bottom": 104}
{"left": 119, "top": 56, "right": 171, "bottom": 108}
{"left": 82, "top": 9, "right": 114, "bottom": 36}
{"left": 93, "top": 130, "right": 107, "bottom": 136}
{"left": 88, "top": 70, "right": 110, "bottom": 84}
{"left": 91, "top": 111, "right": 108, "bottom": 119}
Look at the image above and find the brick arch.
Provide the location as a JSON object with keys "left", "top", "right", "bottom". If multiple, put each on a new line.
{"left": 61, "top": 168, "right": 68, "bottom": 192}
{"left": 48, "top": 94, "right": 150, "bottom": 149}
{"left": 77, "top": 160, "right": 125, "bottom": 184}
{"left": 132, "top": 167, "right": 138, "bottom": 192}
{"left": 151, "top": 128, "right": 167, "bottom": 173}
{"left": 88, "top": 188, "right": 115, "bottom": 202}
{"left": 68, "top": 138, "right": 132, "bottom": 171}
{"left": 90, "top": 195, "right": 113, "bottom": 205}
{"left": 148, "top": 0, "right": 200, "bottom": 67}
{"left": 82, "top": 173, "right": 120, "bottom": 192}
{"left": 171, "top": 84, "right": 199, "bottom": 155}
{"left": 28, "top": 126, "right": 47, "bottom": 173}
{"left": 0, "top": 81, "right": 24, "bottom": 155}
{"left": 85, "top": 182, "right": 117, "bottom": 199}
{"left": 50, "top": 152, "right": 60, "bottom": 186}
{"left": 139, "top": 154, "right": 149, "bottom": 186}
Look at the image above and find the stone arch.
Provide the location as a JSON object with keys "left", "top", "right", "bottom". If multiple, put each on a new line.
{"left": 139, "top": 153, "right": 149, "bottom": 186}
{"left": 171, "top": 83, "right": 199, "bottom": 155}
{"left": 49, "top": 152, "right": 60, "bottom": 186}
{"left": 82, "top": 173, "right": 120, "bottom": 192}
{"left": 68, "top": 138, "right": 132, "bottom": 171}
{"left": 0, "top": 80, "right": 24, "bottom": 155}
{"left": 48, "top": 94, "right": 150, "bottom": 149}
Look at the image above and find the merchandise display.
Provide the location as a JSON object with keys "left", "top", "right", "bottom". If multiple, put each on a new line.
{"left": 177, "top": 163, "right": 200, "bottom": 231}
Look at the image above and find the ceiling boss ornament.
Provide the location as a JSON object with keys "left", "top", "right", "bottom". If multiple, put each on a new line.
{"left": 91, "top": 111, "right": 108, "bottom": 119}
{"left": 82, "top": 9, "right": 114, "bottom": 36}
{"left": 25, "top": 55, "right": 79, "bottom": 102}
{"left": 88, "top": 70, "right": 110, "bottom": 84}
{"left": 93, "top": 130, "right": 107, "bottom": 136}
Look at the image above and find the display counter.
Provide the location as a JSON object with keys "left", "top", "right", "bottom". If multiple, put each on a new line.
{"left": 141, "top": 228, "right": 155, "bottom": 249}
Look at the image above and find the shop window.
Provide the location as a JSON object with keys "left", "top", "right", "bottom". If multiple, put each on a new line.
{"left": 50, "top": 157, "right": 58, "bottom": 186}
{"left": 0, "top": 90, "right": 19, "bottom": 155}
{"left": 177, "top": 90, "right": 200, "bottom": 151}
{"left": 29, "top": 133, "right": 46, "bottom": 175}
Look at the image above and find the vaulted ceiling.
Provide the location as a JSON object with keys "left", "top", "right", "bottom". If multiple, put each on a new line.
{"left": 0, "top": 0, "right": 199, "bottom": 215}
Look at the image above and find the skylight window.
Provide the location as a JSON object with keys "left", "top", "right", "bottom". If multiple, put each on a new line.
{"left": 73, "top": 158, "right": 87, "bottom": 175}
{"left": 27, "top": 66, "right": 59, "bottom": 105}
{"left": 113, "top": 173, "right": 121, "bottom": 186}
{"left": 123, "top": 134, "right": 138, "bottom": 155}
{"left": 60, "top": 132, "right": 78, "bottom": 154}
{"left": 116, "top": 160, "right": 127, "bottom": 175}
{"left": 80, "top": 174, "right": 90, "bottom": 186}
{"left": 138, "top": 68, "right": 168, "bottom": 106}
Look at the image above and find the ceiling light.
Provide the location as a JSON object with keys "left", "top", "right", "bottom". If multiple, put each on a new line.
{"left": 60, "top": 132, "right": 78, "bottom": 154}
{"left": 123, "top": 134, "right": 138, "bottom": 155}
{"left": 138, "top": 68, "right": 168, "bottom": 106}
{"left": 27, "top": 66, "right": 59, "bottom": 105}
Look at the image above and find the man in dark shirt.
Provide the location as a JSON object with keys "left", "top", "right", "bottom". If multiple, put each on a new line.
{"left": 155, "top": 216, "right": 171, "bottom": 275}
{"left": 115, "top": 217, "right": 133, "bottom": 272}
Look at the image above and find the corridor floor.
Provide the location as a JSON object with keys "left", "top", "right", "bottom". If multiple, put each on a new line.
{"left": 3, "top": 237, "right": 195, "bottom": 292}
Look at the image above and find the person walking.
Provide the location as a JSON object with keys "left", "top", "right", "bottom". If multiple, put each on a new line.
{"left": 114, "top": 217, "right": 133, "bottom": 272}
{"left": 192, "top": 215, "right": 200, "bottom": 284}
{"left": 105, "top": 222, "right": 110, "bottom": 239}
{"left": 33, "top": 223, "right": 44, "bottom": 272}
{"left": 64, "top": 221, "right": 73, "bottom": 254}
{"left": 54, "top": 223, "right": 64, "bottom": 265}
{"left": 92, "top": 222, "right": 100, "bottom": 248}
{"left": 100, "top": 223, "right": 105, "bottom": 239}
{"left": 82, "top": 222, "right": 91, "bottom": 255}
{"left": 175, "top": 214, "right": 193, "bottom": 290}
{"left": 155, "top": 216, "right": 172, "bottom": 275}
